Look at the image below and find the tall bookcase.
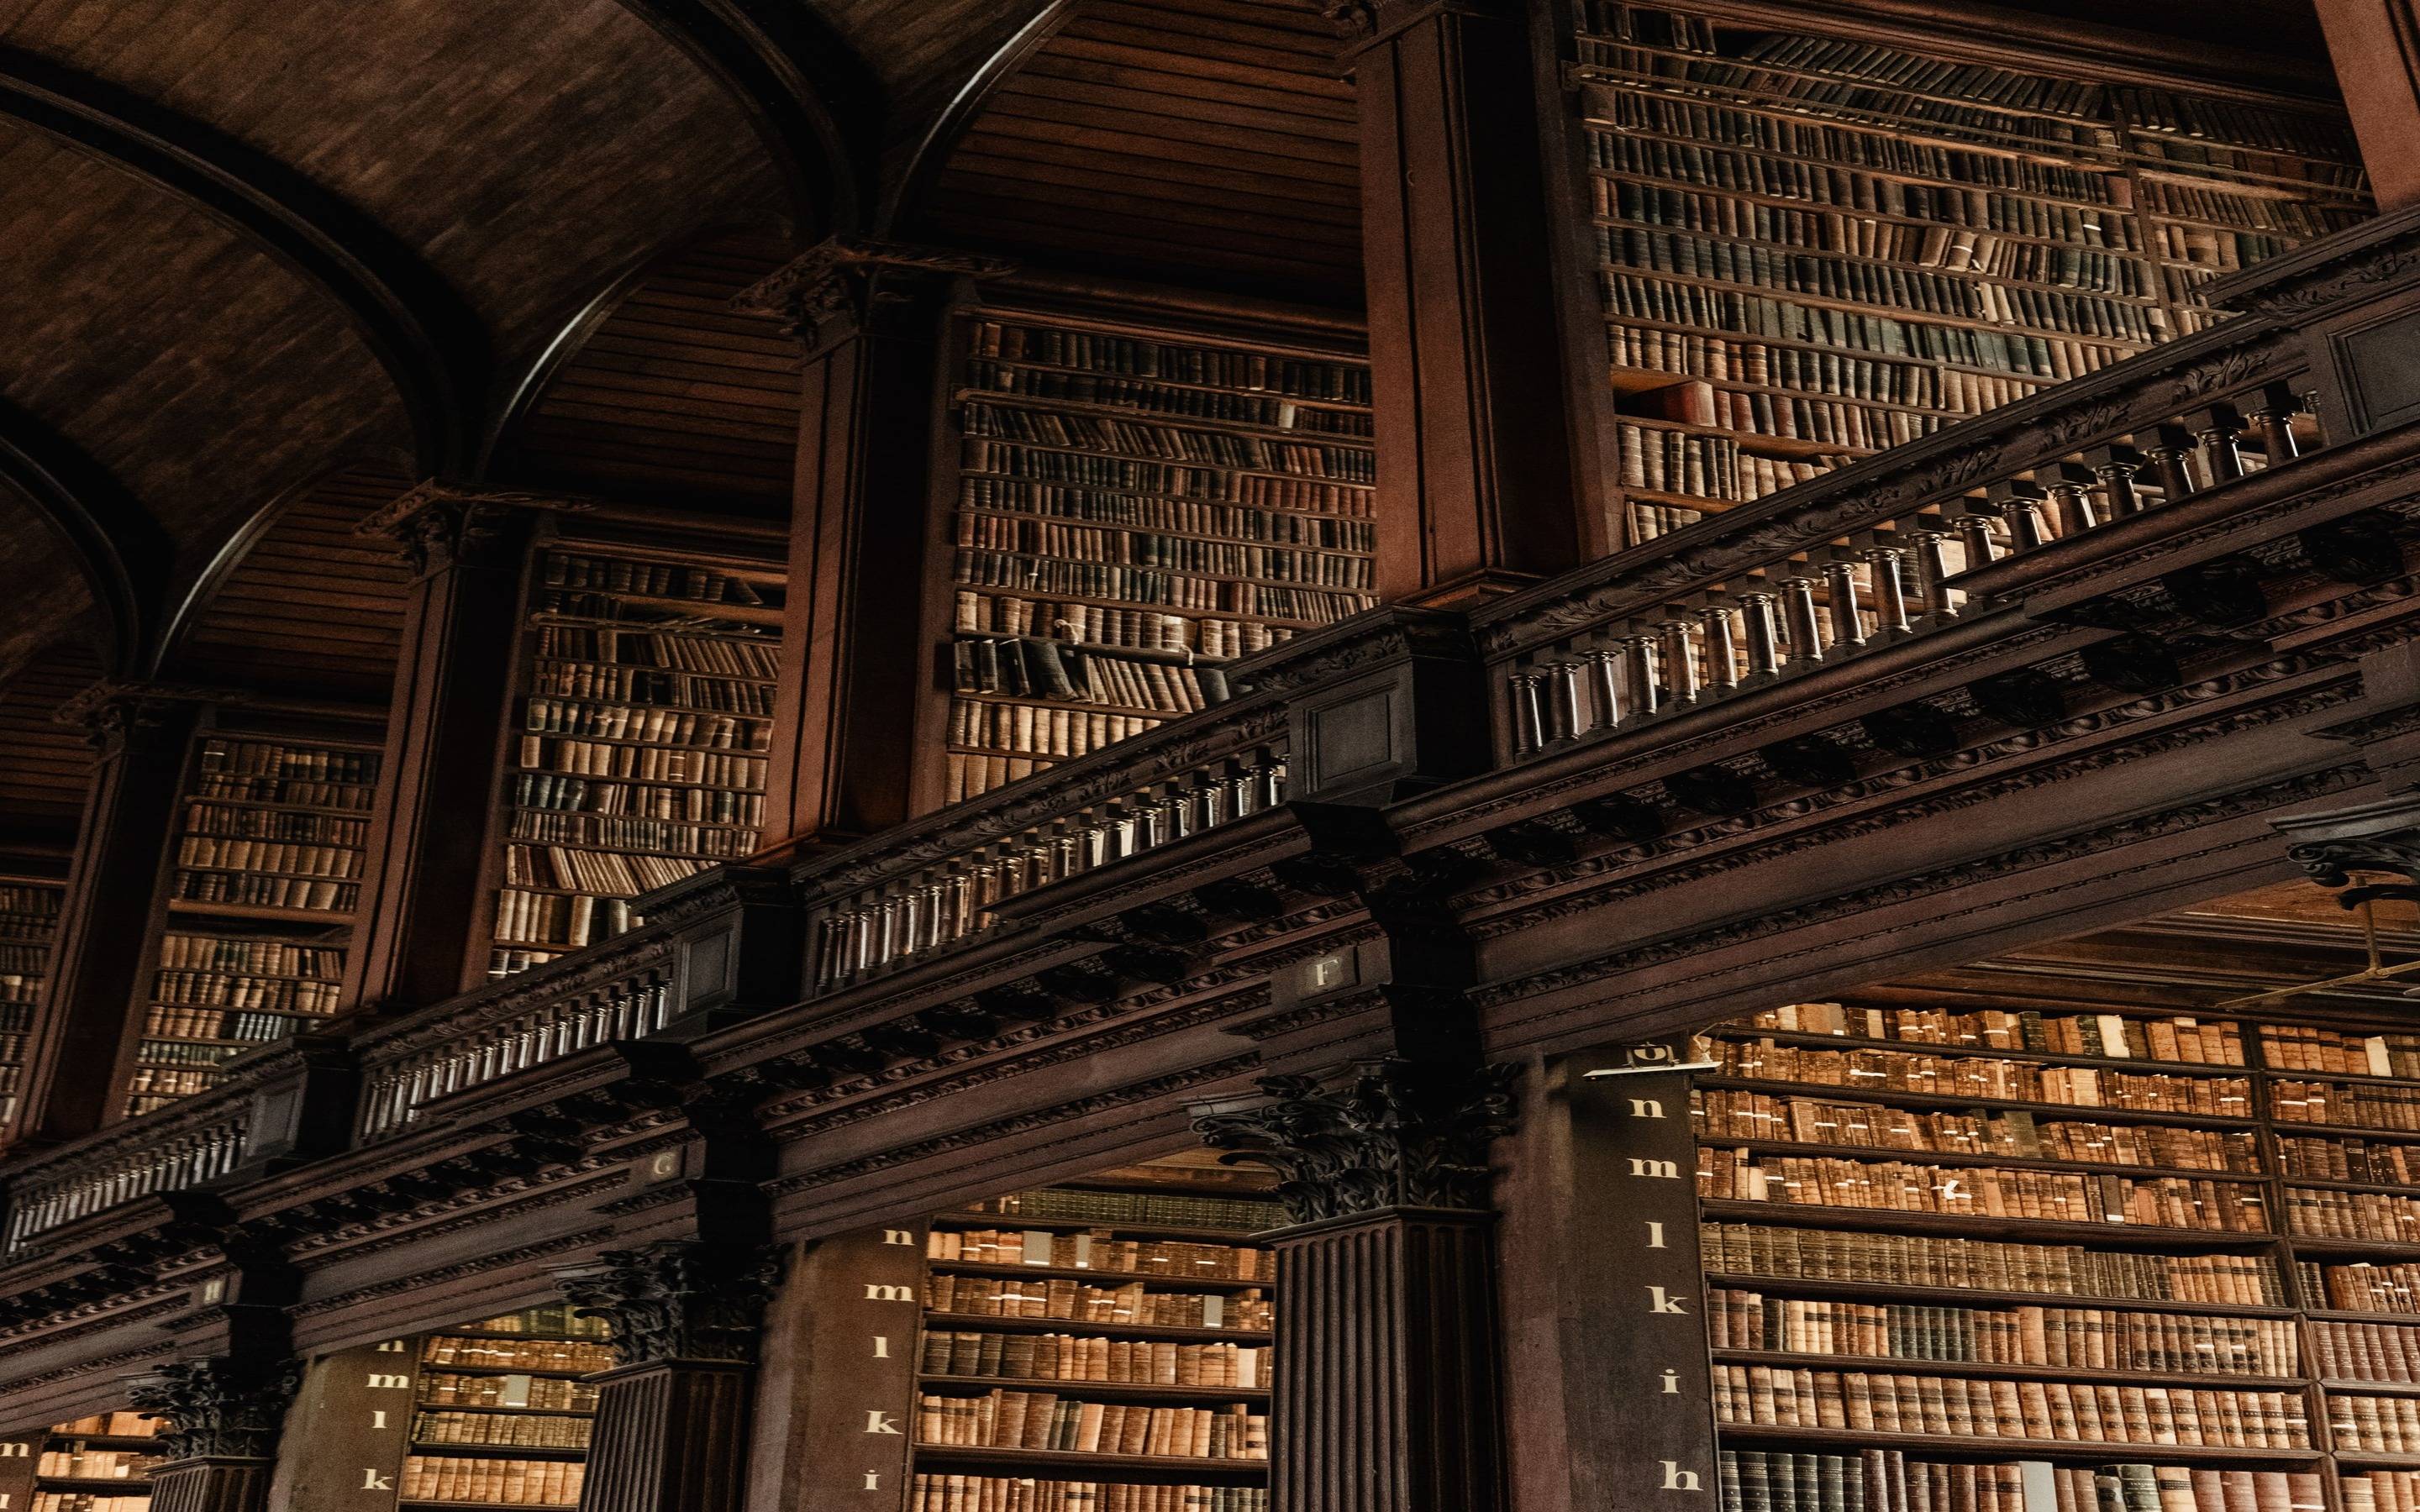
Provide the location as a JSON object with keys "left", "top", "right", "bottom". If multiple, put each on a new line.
{"left": 1684, "top": 984, "right": 2420, "bottom": 1512}
{"left": 1569, "top": 2, "right": 2372, "bottom": 544}
{"left": 397, "top": 1305, "right": 602, "bottom": 1509}
{"left": 907, "top": 1182, "right": 1282, "bottom": 1511}
{"left": 487, "top": 542, "right": 783, "bottom": 979}
{"left": 0, "top": 874, "right": 63, "bottom": 1136}
{"left": 118, "top": 727, "right": 381, "bottom": 1116}
{"left": 25, "top": 1410, "right": 160, "bottom": 1512}
{"left": 939, "top": 307, "right": 1379, "bottom": 803}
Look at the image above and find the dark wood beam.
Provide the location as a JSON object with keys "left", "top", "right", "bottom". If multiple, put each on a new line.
{"left": 608, "top": 0, "right": 877, "bottom": 233}
{"left": 0, "top": 398, "right": 168, "bottom": 678}
{"left": 0, "top": 47, "right": 488, "bottom": 475}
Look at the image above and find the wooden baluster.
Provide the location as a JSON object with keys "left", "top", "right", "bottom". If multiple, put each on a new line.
{"left": 2042, "top": 462, "right": 2102, "bottom": 535}
{"left": 1508, "top": 670, "right": 1547, "bottom": 755}
{"left": 2083, "top": 443, "right": 2146, "bottom": 517}
{"left": 2188, "top": 402, "right": 2249, "bottom": 484}
{"left": 1622, "top": 634, "right": 1661, "bottom": 716}
{"left": 1864, "top": 543, "right": 1913, "bottom": 637}
{"left": 1779, "top": 575, "right": 1825, "bottom": 665}
{"left": 1984, "top": 480, "right": 2052, "bottom": 549}
{"left": 2136, "top": 423, "right": 2199, "bottom": 501}
{"left": 1659, "top": 617, "right": 1700, "bottom": 704}
{"left": 2247, "top": 382, "right": 2305, "bottom": 465}
{"left": 1583, "top": 645, "right": 1624, "bottom": 731}
{"left": 1698, "top": 605, "right": 1743, "bottom": 691}
{"left": 1820, "top": 557, "right": 1867, "bottom": 649}
{"left": 1544, "top": 660, "right": 1581, "bottom": 743}
{"left": 1951, "top": 497, "right": 2002, "bottom": 566}
{"left": 1907, "top": 518, "right": 1960, "bottom": 623}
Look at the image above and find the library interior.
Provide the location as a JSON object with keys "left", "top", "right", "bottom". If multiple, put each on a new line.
{"left": 6, "top": 0, "right": 2420, "bottom": 1509}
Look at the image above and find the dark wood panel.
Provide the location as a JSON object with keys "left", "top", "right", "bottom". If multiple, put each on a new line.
{"left": 0, "top": 638, "right": 102, "bottom": 848}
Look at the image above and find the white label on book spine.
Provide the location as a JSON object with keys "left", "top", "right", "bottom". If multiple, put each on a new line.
{"left": 2018, "top": 1460, "right": 2057, "bottom": 1512}
{"left": 1203, "top": 1294, "right": 1224, "bottom": 1330}
{"left": 1023, "top": 1230, "right": 1053, "bottom": 1267}
{"left": 500, "top": 1373, "right": 531, "bottom": 1409}
{"left": 2369, "top": 1036, "right": 2394, "bottom": 1077}
{"left": 2096, "top": 1014, "right": 2131, "bottom": 1056}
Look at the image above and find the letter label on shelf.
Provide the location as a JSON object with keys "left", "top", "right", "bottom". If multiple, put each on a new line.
{"left": 865, "top": 1473, "right": 882, "bottom": 1491}
{"left": 0, "top": 1444, "right": 24, "bottom": 1459}
{"left": 1647, "top": 1287, "right": 1688, "bottom": 1315}
{"left": 363, "top": 1470, "right": 394, "bottom": 1491}
{"left": 1661, "top": 1369, "right": 1681, "bottom": 1394}
{"left": 1628, "top": 1098, "right": 1665, "bottom": 1119}
{"left": 1645, "top": 1220, "right": 1666, "bottom": 1248}
{"left": 873, "top": 1336, "right": 891, "bottom": 1359}
{"left": 1661, "top": 1462, "right": 1702, "bottom": 1492}
{"left": 864, "top": 1284, "right": 915, "bottom": 1301}
{"left": 1628, "top": 1157, "right": 1680, "bottom": 1179}
{"left": 865, "top": 1411, "right": 904, "bottom": 1436}
{"left": 371, "top": 1410, "right": 389, "bottom": 1431}
{"left": 375, "top": 1339, "right": 406, "bottom": 1353}
{"left": 366, "top": 1373, "right": 411, "bottom": 1389}
{"left": 883, "top": 1230, "right": 914, "bottom": 1247}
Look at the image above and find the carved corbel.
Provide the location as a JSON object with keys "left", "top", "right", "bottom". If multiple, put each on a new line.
{"left": 732, "top": 236, "right": 1015, "bottom": 356}
{"left": 124, "top": 1356, "right": 302, "bottom": 1462}
{"left": 354, "top": 478, "right": 598, "bottom": 576}
{"left": 554, "top": 1240, "right": 785, "bottom": 1368}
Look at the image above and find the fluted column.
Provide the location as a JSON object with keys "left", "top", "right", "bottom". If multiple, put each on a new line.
{"left": 1194, "top": 1058, "right": 1518, "bottom": 1512}
{"left": 552, "top": 1241, "right": 783, "bottom": 1512}
{"left": 125, "top": 1357, "right": 302, "bottom": 1512}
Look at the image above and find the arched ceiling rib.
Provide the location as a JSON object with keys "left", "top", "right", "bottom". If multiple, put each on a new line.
{"left": 0, "top": 397, "right": 166, "bottom": 680}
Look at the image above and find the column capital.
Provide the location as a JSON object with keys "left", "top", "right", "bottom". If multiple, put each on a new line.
{"left": 355, "top": 478, "right": 596, "bottom": 575}
{"left": 1192, "top": 1057, "right": 1518, "bottom": 1225}
{"left": 554, "top": 1240, "right": 785, "bottom": 1367}
{"left": 51, "top": 679, "right": 216, "bottom": 754}
{"left": 733, "top": 236, "right": 1015, "bottom": 354}
{"left": 123, "top": 1356, "right": 301, "bottom": 1462}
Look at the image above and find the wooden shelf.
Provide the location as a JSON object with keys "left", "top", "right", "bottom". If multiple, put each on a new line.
{"left": 1698, "top": 1136, "right": 2265, "bottom": 1184}
{"left": 35, "top": 1478, "right": 156, "bottom": 1492}
{"left": 2321, "top": 1380, "right": 2420, "bottom": 1398}
{"left": 1711, "top": 1347, "right": 2297, "bottom": 1389}
{"left": 959, "top": 354, "right": 1370, "bottom": 413}
{"left": 1695, "top": 1074, "right": 2264, "bottom": 1131}
{"left": 909, "top": 1444, "right": 1267, "bottom": 1478}
{"left": 958, "top": 388, "right": 1376, "bottom": 446}
{"left": 932, "top": 1213, "right": 1277, "bottom": 1245}
{"left": 950, "top": 687, "right": 1213, "bottom": 722}
{"left": 1711, "top": 1423, "right": 2322, "bottom": 1460}
{"left": 1705, "top": 1273, "right": 2292, "bottom": 1317}
{"left": 45, "top": 1436, "right": 161, "bottom": 1452}
{"left": 413, "top": 1362, "right": 602, "bottom": 1379}
{"left": 165, "top": 900, "right": 358, "bottom": 925}
{"left": 917, "top": 1374, "right": 1269, "bottom": 1404}
{"left": 930, "top": 1260, "right": 1271, "bottom": 1293}
{"left": 1708, "top": 1024, "right": 2256, "bottom": 1078}
{"left": 405, "top": 1441, "right": 585, "bottom": 1462}
{"left": 2286, "top": 1236, "right": 2420, "bottom": 1261}
{"left": 921, "top": 1311, "right": 1271, "bottom": 1346}
{"left": 1697, "top": 1199, "right": 2277, "bottom": 1247}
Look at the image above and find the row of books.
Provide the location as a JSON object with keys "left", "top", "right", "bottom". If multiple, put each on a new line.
{"left": 509, "top": 773, "right": 764, "bottom": 825}
{"left": 966, "top": 323, "right": 1372, "bottom": 405}
{"left": 1711, "top": 1448, "right": 2321, "bottom": 1512}
{"left": 520, "top": 698, "right": 768, "bottom": 751}
{"left": 133, "top": 1038, "right": 249, "bottom": 1069}
{"left": 928, "top": 1229, "right": 1271, "bottom": 1279}
{"left": 908, "top": 1478, "right": 1265, "bottom": 1512}
{"left": 2261, "top": 1027, "right": 2420, "bottom": 1079}
{"left": 1706, "top": 1289, "right": 2297, "bottom": 1375}
{"left": 1701, "top": 1223, "right": 2284, "bottom": 1304}
{"left": 964, "top": 479, "right": 1377, "bottom": 544}
{"left": 172, "top": 837, "right": 362, "bottom": 879}
{"left": 1605, "top": 322, "right": 2042, "bottom": 410}
{"left": 1694, "top": 1089, "right": 2263, "bottom": 1169}
{"left": 2349, "top": 1473, "right": 2420, "bottom": 1512}
{"left": 34, "top": 1448, "right": 157, "bottom": 1478}
{"left": 513, "top": 737, "right": 765, "bottom": 790}
{"left": 1629, "top": 378, "right": 1938, "bottom": 449}
{"left": 398, "top": 1455, "right": 583, "bottom": 1508}
{"left": 170, "top": 871, "right": 357, "bottom": 914}
{"left": 2299, "top": 1263, "right": 2420, "bottom": 1315}
{"left": 1712, "top": 1365, "right": 2310, "bottom": 1446}
{"left": 421, "top": 1335, "right": 615, "bottom": 1373}
{"left": 416, "top": 1373, "right": 597, "bottom": 1412}
{"left": 954, "top": 515, "right": 1375, "bottom": 590}
{"left": 192, "top": 775, "right": 372, "bottom": 811}
{"left": 530, "top": 662, "right": 776, "bottom": 715}
{"left": 1699, "top": 1152, "right": 2270, "bottom": 1231}
{"left": 2137, "top": 180, "right": 2365, "bottom": 238}
{"left": 914, "top": 1392, "right": 1266, "bottom": 1459}
{"left": 946, "top": 701, "right": 1165, "bottom": 759}
{"left": 927, "top": 1276, "right": 1269, "bottom": 1331}
{"left": 29, "top": 1497, "right": 149, "bottom": 1512}
{"left": 51, "top": 1415, "right": 154, "bottom": 1437}
{"left": 945, "top": 753, "right": 1054, "bottom": 802}
{"left": 953, "top": 549, "right": 1368, "bottom": 624}
{"left": 967, "top": 1192, "right": 1282, "bottom": 1230}
{"left": 532, "top": 627, "right": 777, "bottom": 680}
{"left": 156, "top": 933, "right": 339, "bottom": 977}
{"left": 176, "top": 803, "right": 367, "bottom": 844}
{"left": 2310, "top": 1320, "right": 2420, "bottom": 1382}
{"left": 2327, "top": 1395, "right": 2420, "bottom": 1453}
{"left": 1614, "top": 419, "right": 1834, "bottom": 502}
{"left": 121, "top": 1068, "right": 211, "bottom": 1105}
{"left": 919, "top": 1331, "right": 1267, "bottom": 1389}
{"left": 413, "top": 1410, "right": 591, "bottom": 1450}
{"left": 2281, "top": 1188, "right": 2420, "bottom": 1241}
{"left": 501, "top": 844, "right": 708, "bottom": 897}
{"left": 2154, "top": 223, "right": 2294, "bottom": 272}
{"left": 144, "top": 1005, "right": 308, "bottom": 1043}
{"left": 1598, "top": 174, "right": 2143, "bottom": 261}
{"left": 197, "top": 738, "right": 376, "bottom": 785}
{"left": 539, "top": 553, "right": 765, "bottom": 606}
{"left": 964, "top": 406, "right": 1375, "bottom": 482}
{"left": 954, "top": 640, "right": 1228, "bottom": 717}
{"left": 490, "top": 890, "right": 637, "bottom": 951}
{"left": 1707, "top": 1038, "right": 2255, "bottom": 1113}
{"left": 506, "top": 810, "right": 755, "bottom": 860}
{"left": 0, "top": 885, "right": 60, "bottom": 917}
{"left": 2271, "top": 1083, "right": 2420, "bottom": 1131}
{"left": 1744, "top": 1005, "right": 2248, "bottom": 1064}
{"left": 958, "top": 443, "right": 1372, "bottom": 516}
{"left": 0, "top": 973, "right": 40, "bottom": 1006}
{"left": 955, "top": 593, "right": 1283, "bottom": 659}
{"left": 965, "top": 363, "right": 1374, "bottom": 436}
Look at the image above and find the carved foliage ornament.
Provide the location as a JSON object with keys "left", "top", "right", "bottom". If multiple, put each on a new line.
{"left": 553, "top": 1241, "right": 784, "bottom": 1366}
{"left": 355, "top": 480, "right": 598, "bottom": 576}
{"left": 124, "top": 1357, "right": 302, "bottom": 1461}
{"left": 1192, "top": 1058, "right": 1518, "bottom": 1224}
{"left": 733, "top": 237, "right": 1017, "bottom": 348}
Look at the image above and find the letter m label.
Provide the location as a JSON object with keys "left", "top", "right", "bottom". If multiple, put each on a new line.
{"left": 1628, "top": 1157, "right": 1681, "bottom": 1179}
{"left": 863, "top": 1284, "right": 915, "bottom": 1302}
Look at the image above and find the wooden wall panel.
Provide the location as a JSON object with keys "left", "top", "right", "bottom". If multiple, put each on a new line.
{"left": 0, "top": 641, "right": 102, "bottom": 854}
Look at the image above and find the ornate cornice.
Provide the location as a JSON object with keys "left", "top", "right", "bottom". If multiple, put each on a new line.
{"left": 554, "top": 1242, "right": 783, "bottom": 1367}
{"left": 2211, "top": 205, "right": 2420, "bottom": 320}
{"left": 734, "top": 236, "right": 1016, "bottom": 352}
{"left": 1192, "top": 1058, "right": 1518, "bottom": 1224}
{"left": 354, "top": 479, "right": 598, "bottom": 575}
{"left": 124, "top": 1357, "right": 302, "bottom": 1462}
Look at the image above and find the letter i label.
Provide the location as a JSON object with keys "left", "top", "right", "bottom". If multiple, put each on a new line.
{"left": 872, "top": 1336, "right": 890, "bottom": 1359}
{"left": 1661, "top": 1370, "right": 1681, "bottom": 1394}
{"left": 1645, "top": 1220, "right": 1666, "bottom": 1248}
{"left": 864, "top": 1473, "right": 881, "bottom": 1491}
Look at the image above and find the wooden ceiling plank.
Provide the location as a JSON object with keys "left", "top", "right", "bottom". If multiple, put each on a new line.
{"left": 968, "top": 111, "right": 1357, "bottom": 182}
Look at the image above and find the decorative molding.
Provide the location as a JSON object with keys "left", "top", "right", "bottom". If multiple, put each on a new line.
{"left": 124, "top": 1357, "right": 302, "bottom": 1461}
{"left": 554, "top": 1242, "right": 784, "bottom": 1367}
{"left": 1192, "top": 1058, "right": 1518, "bottom": 1223}
{"left": 2275, "top": 794, "right": 2420, "bottom": 909}
{"left": 733, "top": 236, "right": 1016, "bottom": 350}
{"left": 354, "top": 478, "right": 598, "bottom": 575}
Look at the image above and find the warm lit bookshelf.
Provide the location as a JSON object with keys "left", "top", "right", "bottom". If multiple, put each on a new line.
{"left": 1690, "top": 990, "right": 2420, "bottom": 1512}
{"left": 1570, "top": 2, "right": 2371, "bottom": 545}
{"left": 29, "top": 1411, "right": 160, "bottom": 1512}
{"left": 400, "top": 1305, "right": 603, "bottom": 1509}
{"left": 487, "top": 545, "right": 783, "bottom": 979}
{"left": 118, "top": 732, "right": 381, "bottom": 1116}
{"left": 0, "top": 876, "right": 62, "bottom": 1134}
{"left": 941, "top": 311, "right": 1378, "bottom": 802}
{"left": 909, "top": 1173, "right": 1283, "bottom": 1511}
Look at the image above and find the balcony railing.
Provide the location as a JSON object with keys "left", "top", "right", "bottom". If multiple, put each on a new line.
{"left": 2, "top": 1094, "right": 248, "bottom": 1254}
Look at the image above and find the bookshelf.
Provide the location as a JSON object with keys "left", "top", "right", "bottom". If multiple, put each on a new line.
{"left": 908, "top": 1179, "right": 1284, "bottom": 1512}
{"left": 118, "top": 731, "right": 381, "bottom": 1116}
{"left": 29, "top": 1411, "right": 160, "bottom": 1512}
{"left": 0, "top": 875, "right": 63, "bottom": 1134}
{"left": 940, "top": 311, "right": 1378, "bottom": 803}
{"left": 487, "top": 544, "right": 782, "bottom": 979}
{"left": 1569, "top": 2, "right": 2371, "bottom": 546}
{"left": 1686, "top": 990, "right": 2420, "bottom": 1512}
{"left": 400, "top": 1305, "right": 603, "bottom": 1509}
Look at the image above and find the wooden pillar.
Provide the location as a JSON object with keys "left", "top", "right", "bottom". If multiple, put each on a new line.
{"left": 1194, "top": 1058, "right": 1518, "bottom": 1512}
{"left": 345, "top": 483, "right": 577, "bottom": 1012}
{"left": 2314, "top": 0, "right": 2420, "bottom": 211}
{"left": 18, "top": 685, "right": 197, "bottom": 1141}
{"left": 1337, "top": 0, "right": 1582, "bottom": 606}
{"left": 736, "top": 239, "right": 1010, "bottom": 848}
{"left": 125, "top": 1357, "right": 302, "bottom": 1512}
{"left": 553, "top": 1240, "right": 783, "bottom": 1512}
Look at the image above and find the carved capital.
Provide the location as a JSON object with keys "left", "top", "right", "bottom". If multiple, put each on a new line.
{"left": 356, "top": 479, "right": 597, "bottom": 575}
{"left": 2275, "top": 794, "right": 2420, "bottom": 909}
{"left": 124, "top": 1357, "right": 301, "bottom": 1462}
{"left": 734, "top": 236, "right": 1016, "bottom": 354}
{"left": 52, "top": 680, "right": 219, "bottom": 754}
{"left": 554, "top": 1241, "right": 783, "bottom": 1367}
{"left": 1192, "top": 1058, "right": 1518, "bottom": 1224}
